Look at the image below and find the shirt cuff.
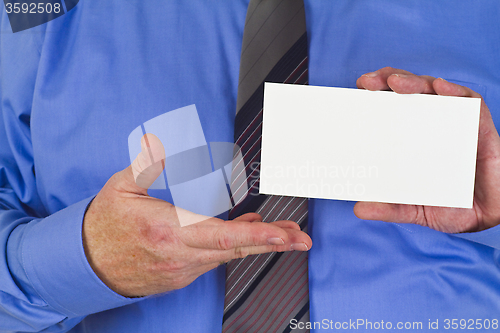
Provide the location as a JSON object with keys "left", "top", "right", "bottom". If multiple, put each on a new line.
{"left": 453, "top": 224, "right": 500, "bottom": 250}
{"left": 21, "top": 196, "right": 142, "bottom": 317}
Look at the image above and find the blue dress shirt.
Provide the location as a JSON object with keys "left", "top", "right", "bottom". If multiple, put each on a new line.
{"left": 1, "top": 1, "right": 500, "bottom": 332}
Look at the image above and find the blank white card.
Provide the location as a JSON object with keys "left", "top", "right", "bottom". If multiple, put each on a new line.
{"left": 260, "top": 83, "right": 481, "bottom": 208}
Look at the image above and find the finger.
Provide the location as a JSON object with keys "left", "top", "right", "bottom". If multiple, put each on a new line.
{"left": 269, "top": 220, "right": 302, "bottom": 231}
{"left": 182, "top": 220, "right": 290, "bottom": 249}
{"left": 353, "top": 201, "right": 423, "bottom": 224}
{"left": 168, "top": 207, "right": 300, "bottom": 229}
{"left": 356, "top": 67, "right": 413, "bottom": 91}
{"left": 197, "top": 227, "right": 312, "bottom": 263}
{"left": 228, "top": 241, "right": 309, "bottom": 260}
{"left": 353, "top": 201, "right": 485, "bottom": 233}
{"left": 231, "top": 213, "right": 302, "bottom": 230}
{"left": 131, "top": 133, "right": 166, "bottom": 190}
{"left": 432, "top": 77, "right": 481, "bottom": 98}
{"left": 230, "top": 214, "right": 301, "bottom": 231}
{"left": 230, "top": 225, "right": 311, "bottom": 255}
{"left": 182, "top": 217, "right": 312, "bottom": 250}
{"left": 233, "top": 212, "right": 262, "bottom": 222}
{"left": 111, "top": 134, "right": 166, "bottom": 196}
{"left": 386, "top": 74, "right": 436, "bottom": 94}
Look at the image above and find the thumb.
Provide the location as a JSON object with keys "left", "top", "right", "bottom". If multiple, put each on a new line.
{"left": 120, "top": 133, "right": 166, "bottom": 194}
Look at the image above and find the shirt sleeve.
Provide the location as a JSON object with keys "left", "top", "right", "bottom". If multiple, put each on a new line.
{"left": 0, "top": 12, "right": 142, "bottom": 333}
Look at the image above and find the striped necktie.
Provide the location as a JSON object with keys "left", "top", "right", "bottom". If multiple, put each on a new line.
{"left": 223, "top": 1, "right": 309, "bottom": 332}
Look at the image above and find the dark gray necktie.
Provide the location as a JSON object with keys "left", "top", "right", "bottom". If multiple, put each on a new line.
{"left": 223, "top": 1, "right": 310, "bottom": 332}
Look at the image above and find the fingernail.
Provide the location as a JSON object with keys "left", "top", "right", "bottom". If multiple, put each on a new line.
{"left": 268, "top": 237, "right": 285, "bottom": 245}
{"left": 290, "top": 243, "right": 309, "bottom": 251}
{"left": 438, "top": 77, "right": 448, "bottom": 82}
{"left": 392, "top": 73, "right": 408, "bottom": 78}
{"left": 363, "top": 72, "right": 378, "bottom": 78}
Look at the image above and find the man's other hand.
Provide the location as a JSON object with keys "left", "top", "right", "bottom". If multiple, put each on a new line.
{"left": 354, "top": 67, "right": 500, "bottom": 233}
{"left": 83, "top": 134, "right": 311, "bottom": 297}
